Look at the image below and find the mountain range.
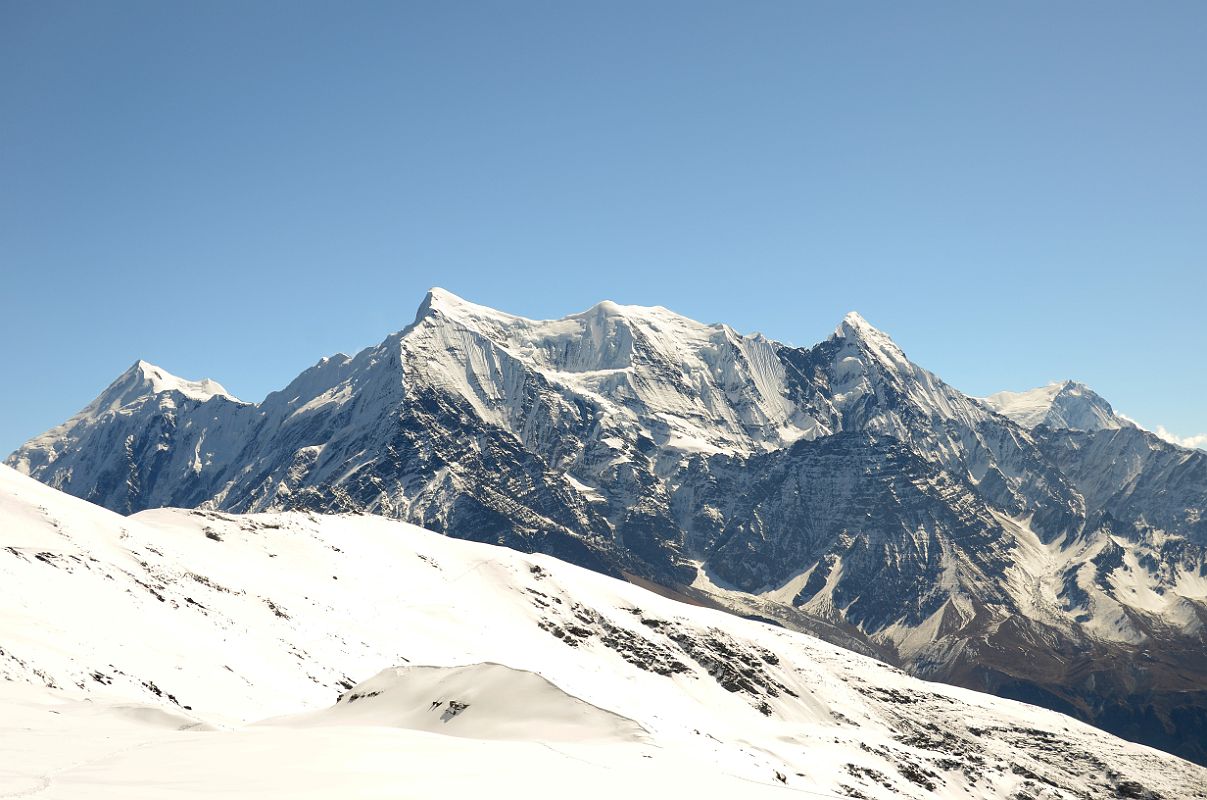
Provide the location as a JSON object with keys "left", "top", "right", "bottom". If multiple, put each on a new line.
{"left": 9, "top": 288, "right": 1206, "bottom": 765}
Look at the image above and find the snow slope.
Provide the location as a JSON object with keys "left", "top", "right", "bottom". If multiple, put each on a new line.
{"left": 1, "top": 465, "right": 1204, "bottom": 799}
{"left": 276, "top": 662, "right": 650, "bottom": 743}
{"left": 0, "top": 681, "right": 784, "bottom": 800}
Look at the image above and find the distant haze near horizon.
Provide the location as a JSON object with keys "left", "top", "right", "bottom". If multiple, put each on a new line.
{"left": 2, "top": 2, "right": 1204, "bottom": 454}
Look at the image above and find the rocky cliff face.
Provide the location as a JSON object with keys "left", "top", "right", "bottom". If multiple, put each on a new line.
{"left": 10, "top": 288, "right": 1207, "bottom": 764}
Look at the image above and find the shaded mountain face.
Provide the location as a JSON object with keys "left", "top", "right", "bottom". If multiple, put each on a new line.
{"left": 1035, "top": 425, "right": 1207, "bottom": 546}
{"left": 9, "top": 289, "right": 1207, "bottom": 765}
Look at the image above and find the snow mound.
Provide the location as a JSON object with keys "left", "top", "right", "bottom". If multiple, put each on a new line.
{"left": 283, "top": 663, "right": 648, "bottom": 743}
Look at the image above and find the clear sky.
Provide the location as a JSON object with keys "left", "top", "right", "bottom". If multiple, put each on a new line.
{"left": 2, "top": 1, "right": 1205, "bottom": 454}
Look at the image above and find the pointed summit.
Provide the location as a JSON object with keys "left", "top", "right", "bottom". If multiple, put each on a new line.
{"left": 85, "top": 360, "right": 235, "bottom": 416}
{"left": 418, "top": 286, "right": 464, "bottom": 312}
{"left": 832, "top": 311, "right": 908, "bottom": 368}
{"left": 834, "top": 311, "right": 889, "bottom": 339}
{"left": 412, "top": 287, "right": 525, "bottom": 329}
{"left": 839, "top": 310, "right": 873, "bottom": 330}
{"left": 413, "top": 286, "right": 464, "bottom": 321}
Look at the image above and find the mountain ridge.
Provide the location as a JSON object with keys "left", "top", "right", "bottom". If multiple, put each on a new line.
{"left": 8, "top": 289, "right": 1207, "bottom": 765}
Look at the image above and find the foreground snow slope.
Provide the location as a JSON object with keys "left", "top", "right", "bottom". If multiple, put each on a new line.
{"left": 0, "top": 682, "right": 786, "bottom": 800}
{"left": 1, "top": 465, "right": 1203, "bottom": 799}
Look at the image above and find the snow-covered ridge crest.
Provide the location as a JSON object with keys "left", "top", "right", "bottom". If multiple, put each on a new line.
{"left": 95, "top": 359, "right": 238, "bottom": 410}
{"left": 982, "top": 379, "right": 1133, "bottom": 432}
{"left": 402, "top": 287, "right": 812, "bottom": 454}
{"left": 415, "top": 285, "right": 529, "bottom": 328}
{"left": 421, "top": 285, "right": 711, "bottom": 328}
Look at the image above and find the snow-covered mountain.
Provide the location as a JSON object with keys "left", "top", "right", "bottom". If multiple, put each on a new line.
{"left": 8, "top": 289, "right": 1207, "bottom": 765}
{"left": 2, "top": 464, "right": 1204, "bottom": 799}
{"left": 983, "top": 380, "right": 1134, "bottom": 432}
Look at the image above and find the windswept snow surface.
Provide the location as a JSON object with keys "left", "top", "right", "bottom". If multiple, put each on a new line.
{"left": 1, "top": 465, "right": 1204, "bottom": 799}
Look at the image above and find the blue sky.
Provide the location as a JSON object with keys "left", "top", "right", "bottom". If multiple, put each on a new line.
{"left": 2, "top": 1, "right": 1205, "bottom": 453}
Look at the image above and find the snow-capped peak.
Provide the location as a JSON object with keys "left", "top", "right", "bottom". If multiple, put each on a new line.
{"left": 85, "top": 360, "right": 235, "bottom": 415}
{"left": 982, "top": 381, "right": 1067, "bottom": 428}
{"left": 833, "top": 311, "right": 909, "bottom": 369}
{"left": 397, "top": 289, "right": 799, "bottom": 455}
{"left": 840, "top": 310, "right": 874, "bottom": 330}
{"left": 835, "top": 311, "right": 889, "bottom": 343}
{"left": 415, "top": 287, "right": 527, "bottom": 328}
{"left": 982, "top": 380, "right": 1132, "bottom": 432}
